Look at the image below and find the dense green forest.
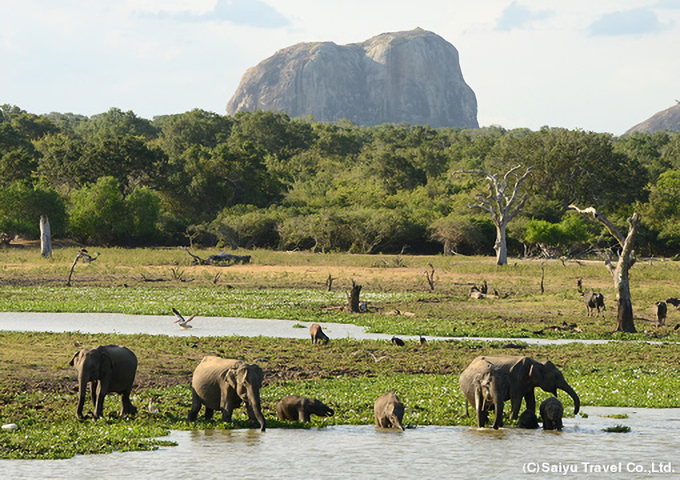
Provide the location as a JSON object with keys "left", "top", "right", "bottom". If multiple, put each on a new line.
{"left": 2, "top": 103, "right": 680, "bottom": 256}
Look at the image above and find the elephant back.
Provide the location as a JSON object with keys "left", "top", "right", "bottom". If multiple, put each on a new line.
{"left": 97, "top": 345, "right": 138, "bottom": 392}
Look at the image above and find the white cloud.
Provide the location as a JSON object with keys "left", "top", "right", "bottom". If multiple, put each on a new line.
{"left": 588, "top": 8, "right": 670, "bottom": 36}
{"left": 494, "top": 2, "right": 552, "bottom": 31}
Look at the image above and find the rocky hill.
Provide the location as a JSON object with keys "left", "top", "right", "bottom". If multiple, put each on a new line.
{"left": 625, "top": 103, "right": 680, "bottom": 134}
{"left": 226, "top": 28, "right": 478, "bottom": 128}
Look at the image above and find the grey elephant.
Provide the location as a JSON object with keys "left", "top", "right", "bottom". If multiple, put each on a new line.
{"left": 276, "top": 395, "right": 335, "bottom": 422}
{"left": 540, "top": 396, "right": 564, "bottom": 430}
{"left": 374, "top": 392, "right": 405, "bottom": 431}
{"left": 188, "top": 356, "right": 266, "bottom": 431}
{"left": 463, "top": 369, "right": 510, "bottom": 429}
{"left": 517, "top": 409, "right": 539, "bottom": 429}
{"left": 69, "top": 344, "right": 138, "bottom": 419}
{"left": 459, "top": 355, "right": 580, "bottom": 429}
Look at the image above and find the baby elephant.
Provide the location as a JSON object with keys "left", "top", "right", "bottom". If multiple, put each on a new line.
{"left": 374, "top": 392, "right": 405, "bottom": 431}
{"left": 310, "top": 323, "right": 329, "bottom": 344}
{"left": 276, "top": 395, "right": 335, "bottom": 422}
{"left": 540, "top": 396, "right": 564, "bottom": 430}
{"left": 517, "top": 409, "right": 539, "bottom": 429}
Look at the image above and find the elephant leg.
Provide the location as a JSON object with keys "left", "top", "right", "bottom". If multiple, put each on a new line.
{"left": 302, "top": 411, "right": 311, "bottom": 423}
{"left": 94, "top": 383, "right": 107, "bottom": 418}
{"left": 205, "top": 407, "right": 215, "bottom": 420}
{"left": 121, "top": 390, "right": 137, "bottom": 416}
{"left": 187, "top": 388, "right": 202, "bottom": 421}
{"left": 90, "top": 380, "right": 97, "bottom": 409}
{"left": 492, "top": 402, "right": 504, "bottom": 429}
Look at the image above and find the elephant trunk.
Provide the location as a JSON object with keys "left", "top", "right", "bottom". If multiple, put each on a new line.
{"left": 248, "top": 386, "right": 267, "bottom": 432}
{"left": 560, "top": 383, "right": 580, "bottom": 415}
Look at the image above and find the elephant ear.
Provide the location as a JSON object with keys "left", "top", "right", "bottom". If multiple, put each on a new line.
{"left": 528, "top": 360, "right": 545, "bottom": 383}
{"left": 237, "top": 365, "right": 249, "bottom": 385}
{"left": 251, "top": 365, "right": 264, "bottom": 385}
{"left": 69, "top": 350, "right": 82, "bottom": 367}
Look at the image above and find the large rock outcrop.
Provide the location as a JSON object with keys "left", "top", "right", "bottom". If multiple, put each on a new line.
{"left": 625, "top": 103, "right": 680, "bottom": 134}
{"left": 226, "top": 28, "right": 478, "bottom": 128}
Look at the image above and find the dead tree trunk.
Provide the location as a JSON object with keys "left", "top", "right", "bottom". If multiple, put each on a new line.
{"left": 570, "top": 205, "right": 639, "bottom": 333}
{"left": 347, "top": 280, "right": 362, "bottom": 313}
{"left": 455, "top": 165, "right": 532, "bottom": 266}
{"left": 425, "top": 263, "right": 435, "bottom": 291}
{"left": 326, "top": 273, "right": 335, "bottom": 292}
{"left": 40, "top": 215, "right": 52, "bottom": 258}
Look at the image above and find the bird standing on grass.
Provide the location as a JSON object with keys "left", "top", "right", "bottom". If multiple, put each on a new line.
{"left": 172, "top": 308, "right": 199, "bottom": 329}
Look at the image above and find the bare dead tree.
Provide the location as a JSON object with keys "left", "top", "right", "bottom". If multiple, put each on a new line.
{"left": 66, "top": 248, "right": 100, "bottom": 286}
{"left": 425, "top": 263, "right": 435, "bottom": 291}
{"left": 570, "top": 205, "right": 640, "bottom": 333}
{"left": 455, "top": 165, "right": 533, "bottom": 265}
{"left": 347, "top": 280, "right": 363, "bottom": 313}
{"left": 326, "top": 273, "right": 335, "bottom": 292}
{"left": 540, "top": 263, "right": 546, "bottom": 294}
{"left": 40, "top": 215, "right": 52, "bottom": 258}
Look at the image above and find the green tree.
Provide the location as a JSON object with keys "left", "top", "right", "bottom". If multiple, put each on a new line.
{"left": 68, "top": 177, "right": 129, "bottom": 245}
{"left": 0, "top": 182, "right": 66, "bottom": 243}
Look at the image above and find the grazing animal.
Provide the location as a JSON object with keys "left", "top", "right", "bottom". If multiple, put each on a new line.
{"left": 540, "top": 396, "right": 564, "bottom": 431}
{"left": 276, "top": 395, "right": 334, "bottom": 422}
{"left": 188, "top": 356, "right": 266, "bottom": 431}
{"left": 391, "top": 336, "right": 405, "bottom": 346}
{"left": 69, "top": 345, "right": 138, "bottom": 419}
{"left": 665, "top": 297, "right": 680, "bottom": 308}
{"left": 374, "top": 392, "right": 405, "bottom": 431}
{"left": 653, "top": 301, "right": 667, "bottom": 326}
{"left": 172, "top": 308, "right": 199, "bottom": 329}
{"left": 310, "top": 323, "right": 329, "bottom": 344}
{"left": 418, "top": 335, "right": 427, "bottom": 346}
{"left": 517, "top": 409, "right": 539, "bottom": 429}
{"left": 583, "top": 291, "right": 605, "bottom": 316}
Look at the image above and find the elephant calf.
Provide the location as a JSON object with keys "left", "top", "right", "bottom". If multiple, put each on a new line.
{"left": 310, "top": 323, "right": 329, "bottom": 344}
{"left": 276, "top": 395, "right": 334, "bottom": 423}
{"left": 188, "top": 356, "right": 266, "bottom": 432}
{"left": 374, "top": 392, "right": 405, "bottom": 431}
{"left": 540, "top": 396, "right": 564, "bottom": 430}
{"left": 518, "top": 409, "right": 539, "bottom": 429}
{"left": 69, "top": 344, "right": 138, "bottom": 419}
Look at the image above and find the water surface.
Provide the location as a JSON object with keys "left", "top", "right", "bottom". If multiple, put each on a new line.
{"left": 2, "top": 407, "right": 677, "bottom": 479}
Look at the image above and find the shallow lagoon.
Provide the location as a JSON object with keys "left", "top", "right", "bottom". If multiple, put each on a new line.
{"left": 2, "top": 407, "right": 678, "bottom": 479}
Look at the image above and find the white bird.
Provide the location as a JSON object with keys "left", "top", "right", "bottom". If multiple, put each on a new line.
{"left": 172, "top": 308, "right": 199, "bottom": 329}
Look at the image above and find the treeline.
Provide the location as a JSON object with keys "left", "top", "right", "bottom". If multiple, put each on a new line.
{"left": 2, "top": 103, "right": 680, "bottom": 256}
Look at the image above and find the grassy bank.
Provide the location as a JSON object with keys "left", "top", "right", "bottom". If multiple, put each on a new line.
{"left": 1, "top": 246, "right": 680, "bottom": 458}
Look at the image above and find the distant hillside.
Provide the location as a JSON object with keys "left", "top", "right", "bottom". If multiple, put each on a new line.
{"left": 625, "top": 103, "right": 680, "bottom": 134}
{"left": 226, "top": 28, "right": 478, "bottom": 128}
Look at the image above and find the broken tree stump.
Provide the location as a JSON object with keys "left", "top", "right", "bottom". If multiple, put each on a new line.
{"left": 347, "top": 280, "right": 363, "bottom": 313}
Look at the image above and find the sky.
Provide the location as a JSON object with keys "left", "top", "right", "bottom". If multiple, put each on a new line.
{"left": 1, "top": 0, "right": 679, "bottom": 135}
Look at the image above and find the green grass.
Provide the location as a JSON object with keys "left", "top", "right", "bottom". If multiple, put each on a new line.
{"left": 1, "top": 248, "right": 680, "bottom": 458}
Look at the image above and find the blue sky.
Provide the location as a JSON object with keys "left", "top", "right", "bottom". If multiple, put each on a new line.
{"left": 1, "top": 0, "right": 679, "bottom": 134}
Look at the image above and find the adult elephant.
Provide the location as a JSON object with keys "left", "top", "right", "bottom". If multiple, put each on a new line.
{"left": 69, "top": 345, "right": 138, "bottom": 419}
{"left": 188, "top": 356, "right": 266, "bottom": 432}
{"left": 459, "top": 355, "right": 579, "bottom": 429}
{"left": 276, "top": 395, "right": 334, "bottom": 422}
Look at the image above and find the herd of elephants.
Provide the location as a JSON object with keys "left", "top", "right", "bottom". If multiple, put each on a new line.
{"left": 68, "top": 323, "right": 579, "bottom": 433}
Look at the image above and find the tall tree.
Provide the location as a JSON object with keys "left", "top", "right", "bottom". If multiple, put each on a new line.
{"left": 455, "top": 165, "right": 532, "bottom": 265}
{"left": 570, "top": 205, "right": 640, "bottom": 333}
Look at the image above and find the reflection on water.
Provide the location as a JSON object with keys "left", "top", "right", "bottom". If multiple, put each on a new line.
{"left": 2, "top": 407, "right": 678, "bottom": 479}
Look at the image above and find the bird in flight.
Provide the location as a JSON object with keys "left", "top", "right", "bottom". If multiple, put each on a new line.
{"left": 172, "top": 308, "right": 199, "bottom": 329}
